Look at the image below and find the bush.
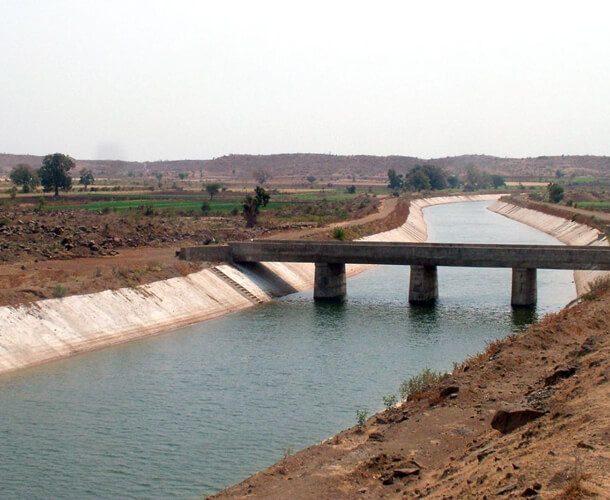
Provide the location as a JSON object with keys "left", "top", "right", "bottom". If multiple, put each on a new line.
{"left": 52, "top": 284, "right": 68, "bottom": 298}
{"left": 382, "top": 393, "right": 398, "bottom": 411}
{"left": 333, "top": 228, "right": 346, "bottom": 240}
{"left": 356, "top": 408, "right": 368, "bottom": 429}
{"left": 547, "top": 182, "right": 565, "bottom": 203}
{"left": 399, "top": 368, "right": 446, "bottom": 400}
{"left": 581, "top": 275, "right": 610, "bottom": 301}
{"left": 201, "top": 201, "right": 210, "bottom": 214}
{"left": 139, "top": 203, "right": 155, "bottom": 216}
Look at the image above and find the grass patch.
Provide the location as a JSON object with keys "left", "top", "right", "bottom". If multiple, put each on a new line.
{"left": 574, "top": 201, "right": 610, "bottom": 210}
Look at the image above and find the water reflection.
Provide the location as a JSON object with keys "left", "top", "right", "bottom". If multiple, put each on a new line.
{"left": 511, "top": 307, "right": 539, "bottom": 329}
{"left": 406, "top": 303, "right": 440, "bottom": 328}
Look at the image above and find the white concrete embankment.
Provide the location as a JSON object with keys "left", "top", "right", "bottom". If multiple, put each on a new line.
{"left": 0, "top": 194, "right": 500, "bottom": 375}
{"left": 488, "top": 200, "right": 609, "bottom": 296}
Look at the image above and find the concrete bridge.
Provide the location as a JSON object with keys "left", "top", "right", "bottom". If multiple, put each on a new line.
{"left": 179, "top": 241, "right": 610, "bottom": 306}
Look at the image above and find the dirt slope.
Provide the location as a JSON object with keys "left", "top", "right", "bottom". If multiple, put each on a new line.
{"left": 210, "top": 291, "right": 610, "bottom": 499}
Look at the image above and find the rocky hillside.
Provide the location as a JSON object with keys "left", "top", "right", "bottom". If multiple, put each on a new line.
{"left": 1, "top": 153, "right": 609, "bottom": 181}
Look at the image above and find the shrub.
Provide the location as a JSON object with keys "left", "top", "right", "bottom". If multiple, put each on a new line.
{"left": 547, "top": 182, "right": 565, "bottom": 203}
{"left": 282, "top": 446, "right": 294, "bottom": 461}
{"left": 399, "top": 368, "right": 446, "bottom": 400}
{"left": 581, "top": 275, "right": 610, "bottom": 301}
{"left": 356, "top": 408, "right": 368, "bottom": 429}
{"left": 201, "top": 201, "right": 211, "bottom": 214}
{"left": 382, "top": 393, "right": 398, "bottom": 411}
{"left": 139, "top": 203, "right": 155, "bottom": 216}
{"left": 52, "top": 284, "right": 68, "bottom": 298}
{"left": 333, "top": 228, "right": 346, "bottom": 240}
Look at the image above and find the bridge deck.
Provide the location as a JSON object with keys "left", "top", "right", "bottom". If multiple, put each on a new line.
{"left": 181, "top": 240, "right": 610, "bottom": 270}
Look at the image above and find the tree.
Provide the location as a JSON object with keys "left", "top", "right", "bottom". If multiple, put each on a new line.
{"left": 491, "top": 175, "right": 506, "bottom": 189}
{"left": 39, "top": 153, "right": 74, "bottom": 197}
{"left": 346, "top": 185, "right": 356, "bottom": 194}
{"left": 547, "top": 182, "right": 564, "bottom": 203}
{"left": 447, "top": 175, "right": 460, "bottom": 189}
{"left": 464, "top": 166, "right": 492, "bottom": 191}
{"left": 253, "top": 168, "right": 271, "bottom": 185}
{"left": 406, "top": 170, "right": 431, "bottom": 191}
{"left": 387, "top": 168, "right": 403, "bottom": 190}
{"left": 205, "top": 182, "right": 221, "bottom": 200}
{"left": 306, "top": 175, "right": 316, "bottom": 187}
{"left": 79, "top": 168, "right": 95, "bottom": 191}
{"left": 404, "top": 165, "right": 447, "bottom": 191}
{"left": 421, "top": 165, "right": 447, "bottom": 190}
{"left": 242, "top": 186, "right": 270, "bottom": 228}
{"left": 9, "top": 163, "right": 39, "bottom": 193}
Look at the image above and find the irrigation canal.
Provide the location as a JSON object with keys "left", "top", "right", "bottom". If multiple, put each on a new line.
{"left": 0, "top": 201, "right": 575, "bottom": 499}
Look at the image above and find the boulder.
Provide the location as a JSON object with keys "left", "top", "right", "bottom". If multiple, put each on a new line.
{"left": 544, "top": 365, "right": 576, "bottom": 386}
{"left": 491, "top": 408, "right": 545, "bottom": 434}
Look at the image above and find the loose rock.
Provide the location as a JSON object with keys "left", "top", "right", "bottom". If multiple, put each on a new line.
{"left": 491, "top": 408, "right": 545, "bottom": 434}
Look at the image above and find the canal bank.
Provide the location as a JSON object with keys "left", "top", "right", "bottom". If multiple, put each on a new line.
{"left": 0, "top": 194, "right": 499, "bottom": 375}
{"left": 489, "top": 200, "right": 609, "bottom": 295}
{"left": 210, "top": 273, "right": 610, "bottom": 500}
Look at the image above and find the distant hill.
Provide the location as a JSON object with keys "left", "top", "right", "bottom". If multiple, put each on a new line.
{"left": 1, "top": 152, "right": 608, "bottom": 181}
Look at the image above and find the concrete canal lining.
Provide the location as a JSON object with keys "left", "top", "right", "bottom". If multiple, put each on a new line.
{"left": 4, "top": 193, "right": 602, "bottom": 376}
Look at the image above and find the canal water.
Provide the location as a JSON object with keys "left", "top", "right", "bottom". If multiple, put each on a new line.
{"left": 0, "top": 201, "right": 575, "bottom": 499}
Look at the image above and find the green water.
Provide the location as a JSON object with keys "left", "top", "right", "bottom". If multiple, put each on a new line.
{"left": 0, "top": 201, "right": 575, "bottom": 499}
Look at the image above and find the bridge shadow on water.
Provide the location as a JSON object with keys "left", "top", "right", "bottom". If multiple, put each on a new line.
{"left": 406, "top": 301, "right": 539, "bottom": 333}
{"left": 406, "top": 303, "right": 440, "bottom": 329}
{"left": 510, "top": 306, "right": 539, "bottom": 330}
{"left": 312, "top": 300, "right": 348, "bottom": 335}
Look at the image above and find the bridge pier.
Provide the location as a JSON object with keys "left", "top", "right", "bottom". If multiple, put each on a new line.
{"left": 314, "top": 263, "right": 346, "bottom": 301}
{"left": 511, "top": 268, "right": 537, "bottom": 307}
{"left": 409, "top": 265, "right": 438, "bottom": 303}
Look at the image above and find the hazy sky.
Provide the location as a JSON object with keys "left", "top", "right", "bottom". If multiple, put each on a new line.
{"left": 1, "top": 1, "right": 609, "bottom": 161}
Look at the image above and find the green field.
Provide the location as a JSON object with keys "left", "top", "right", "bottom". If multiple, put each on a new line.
{"left": 575, "top": 201, "right": 610, "bottom": 210}
{"left": 44, "top": 198, "right": 293, "bottom": 212}
{"left": 567, "top": 176, "right": 609, "bottom": 185}
{"left": 41, "top": 188, "right": 364, "bottom": 213}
